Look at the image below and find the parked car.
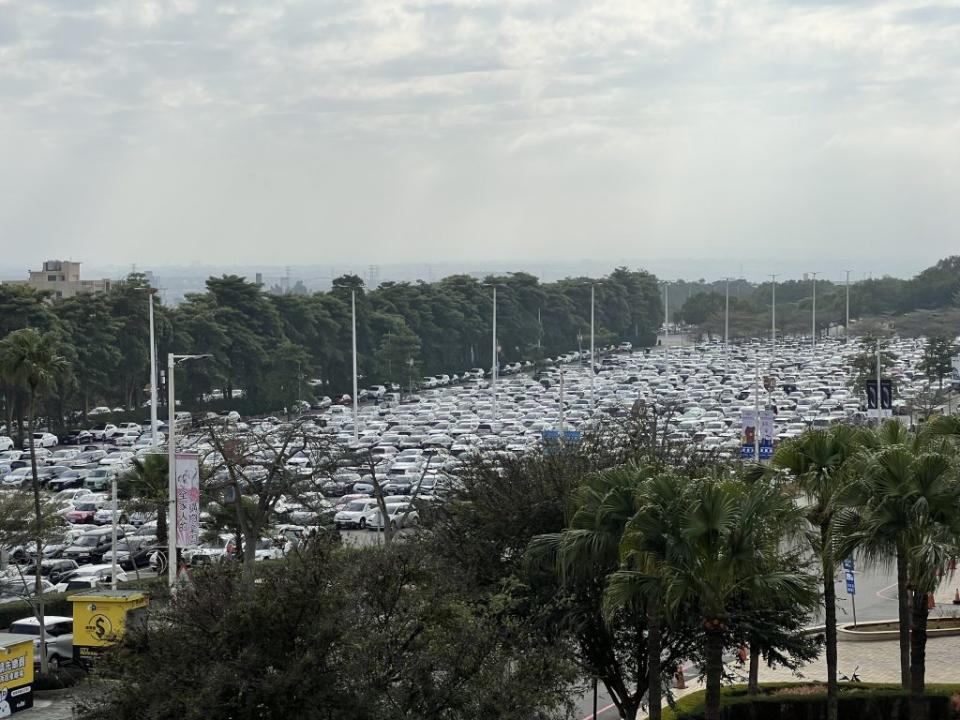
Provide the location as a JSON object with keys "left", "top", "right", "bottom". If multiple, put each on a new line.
{"left": 62, "top": 526, "right": 122, "bottom": 563}
{"left": 7, "top": 616, "right": 73, "bottom": 669}
{"left": 66, "top": 500, "right": 104, "bottom": 525}
{"left": 24, "top": 432, "right": 58, "bottom": 449}
{"left": 0, "top": 436, "right": 14, "bottom": 452}
{"left": 333, "top": 499, "right": 379, "bottom": 529}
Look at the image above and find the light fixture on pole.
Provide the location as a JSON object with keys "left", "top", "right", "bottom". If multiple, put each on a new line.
{"left": 482, "top": 283, "right": 499, "bottom": 420}
{"left": 769, "top": 274, "right": 778, "bottom": 367}
{"left": 810, "top": 272, "right": 819, "bottom": 347}
{"left": 333, "top": 283, "right": 363, "bottom": 443}
{"left": 845, "top": 270, "right": 851, "bottom": 343}
{"left": 166, "top": 352, "right": 212, "bottom": 590}
{"left": 136, "top": 286, "right": 160, "bottom": 447}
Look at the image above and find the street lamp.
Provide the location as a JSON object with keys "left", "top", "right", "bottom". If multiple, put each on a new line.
{"left": 482, "top": 283, "right": 500, "bottom": 420}
{"left": 583, "top": 281, "right": 602, "bottom": 413}
{"left": 845, "top": 270, "right": 851, "bottom": 343}
{"left": 332, "top": 283, "right": 362, "bottom": 443}
{"left": 135, "top": 286, "right": 160, "bottom": 447}
{"left": 769, "top": 274, "right": 778, "bottom": 367}
{"left": 810, "top": 272, "right": 819, "bottom": 347}
{"left": 166, "top": 352, "right": 211, "bottom": 589}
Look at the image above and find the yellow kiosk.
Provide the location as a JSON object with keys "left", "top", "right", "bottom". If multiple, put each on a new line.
{"left": 0, "top": 633, "right": 34, "bottom": 716}
{"left": 67, "top": 589, "right": 149, "bottom": 665}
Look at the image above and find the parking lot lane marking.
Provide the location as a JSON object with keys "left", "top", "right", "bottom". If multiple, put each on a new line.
{"left": 581, "top": 702, "right": 617, "bottom": 720}
{"left": 876, "top": 582, "right": 899, "bottom": 601}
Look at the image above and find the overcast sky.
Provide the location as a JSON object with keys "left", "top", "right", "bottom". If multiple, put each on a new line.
{"left": 1, "top": 0, "right": 958, "bottom": 278}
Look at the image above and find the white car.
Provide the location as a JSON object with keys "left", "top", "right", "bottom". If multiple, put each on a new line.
{"left": 333, "top": 499, "right": 379, "bottom": 529}
{"left": 363, "top": 502, "right": 419, "bottom": 531}
{"left": 0, "top": 436, "right": 13, "bottom": 452}
{"left": 25, "top": 432, "right": 58, "bottom": 449}
{"left": 7, "top": 616, "right": 73, "bottom": 669}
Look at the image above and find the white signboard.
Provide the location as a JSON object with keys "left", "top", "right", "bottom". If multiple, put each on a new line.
{"left": 175, "top": 453, "right": 200, "bottom": 547}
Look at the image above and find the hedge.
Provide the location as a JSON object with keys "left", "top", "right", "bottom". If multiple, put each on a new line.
{"left": 664, "top": 683, "right": 960, "bottom": 720}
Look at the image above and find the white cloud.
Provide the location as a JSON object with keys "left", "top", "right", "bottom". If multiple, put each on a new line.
{"left": 0, "top": 0, "right": 957, "bottom": 275}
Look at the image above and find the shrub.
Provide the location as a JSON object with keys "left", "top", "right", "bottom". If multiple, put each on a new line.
{"left": 664, "top": 683, "right": 960, "bottom": 720}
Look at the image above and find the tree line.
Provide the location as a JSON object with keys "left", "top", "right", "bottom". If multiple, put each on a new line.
{"left": 673, "top": 255, "right": 960, "bottom": 341}
{"left": 0, "top": 267, "right": 661, "bottom": 431}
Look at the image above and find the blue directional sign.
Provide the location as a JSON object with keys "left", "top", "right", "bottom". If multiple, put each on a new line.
{"left": 563, "top": 430, "right": 582, "bottom": 442}
{"left": 842, "top": 557, "right": 855, "bottom": 572}
{"left": 541, "top": 430, "right": 560, "bottom": 441}
{"left": 844, "top": 570, "right": 856, "bottom": 596}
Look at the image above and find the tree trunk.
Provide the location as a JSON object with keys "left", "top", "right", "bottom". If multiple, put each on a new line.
{"left": 27, "top": 404, "right": 48, "bottom": 676}
{"left": 704, "top": 626, "right": 724, "bottom": 720}
{"left": 896, "top": 544, "right": 911, "bottom": 688}
{"left": 241, "top": 532, "right": 257, "bottom": 580}
{"left": 909, "top": 591, "right": 930, "bottom": 720}
{"left": 823, "top": 555, "right": 838, "bottom": 720}
{"left": 647, "top": 607, "right": 662, "bottom": 720}
{"left": 747, "top": 644, "right": 760, "bottom": 695}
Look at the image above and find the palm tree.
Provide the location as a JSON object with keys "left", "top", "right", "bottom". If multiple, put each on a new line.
{"left": 607, "top": 476, "right": 812, "bottom": 720}
{"left": 121, "top": 454, "right": 169, "bottom": 546}
{"left": 771, "top": 425, "right": 862, "bottom": 720}
{"left": 0, "top": 328, "right": 67, "bottom": 676}
{"left": 527, "top": 464, "right": 660, "bottom": 720}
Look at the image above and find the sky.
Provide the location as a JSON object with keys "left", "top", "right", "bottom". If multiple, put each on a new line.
{"left": 0, "top": 0, "right": 958, "bottom": 279}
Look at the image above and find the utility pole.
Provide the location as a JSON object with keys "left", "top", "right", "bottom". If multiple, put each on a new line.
{"left": 810, "top": 272, "right": 819, "bottom": 347}
{"left": 770, "top": 274, "right": 778, "bottom": 367}
{"left": 724, "top": 278, "right": 731, "bottom": 375}
{"left": 845, "top": 270, "right": 851, "bottom": 343}
{"left": 590, "top": 283, "right": 596, "bottom": 413}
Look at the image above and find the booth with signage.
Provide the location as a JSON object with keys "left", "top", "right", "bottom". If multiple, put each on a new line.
{"left": 67, "top": 590, "right": 149, "bottom": 665}
{"left": 0, "top": 633, "right": 34, "bottom": 716}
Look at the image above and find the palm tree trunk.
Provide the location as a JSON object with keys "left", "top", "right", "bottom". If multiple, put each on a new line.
{"left": 27, "top": 403, "right": 48, "bottom": 676}
{"left": 704, "top": 626, "right": 724, "bottom": 720}
{"left": 909, "top": 591, "right": 930, "bottom": 720}
{"left": 823, "top": 556, "right": 838, "bottom": 720}
{"left": 647, "top": 606, "right": 661, "bottom": 720}
{"left": 896, "top": 544, "right": 911, "bottom": 688}
{"left": 747, "top": 644, "right": 760, "bottom": 695}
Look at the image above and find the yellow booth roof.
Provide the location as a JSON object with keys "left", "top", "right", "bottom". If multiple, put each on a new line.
{"left": 67, "top": 589, "right": 148, "bottom": 604}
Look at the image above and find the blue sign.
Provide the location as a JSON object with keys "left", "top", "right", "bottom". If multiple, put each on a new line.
{"left": 842, "top": 557, "right": 855, "bottom": 572}
{"left": 740, "top": 445, "right": 755, "bottom": 460}
{"left": 541, "top": 430, "right": 560, "bottom": 441}
{"left": 844, "top": 570, "right": 855, "bottom": 596}
{"left": 563, "top": 430, "right": 582, "bottom": 442}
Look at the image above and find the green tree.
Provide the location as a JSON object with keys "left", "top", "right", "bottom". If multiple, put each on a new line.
{"left": 120, "top": 454, "right": 169, "bottom": 546}
{"left": 770, "top": 425, "right": 863, "bottom": 720}
{"left": 918, "top": 335, "right": 957, "bottom": 390}
{"left": 0, "top": 328, "right": 68, "bottom": 675}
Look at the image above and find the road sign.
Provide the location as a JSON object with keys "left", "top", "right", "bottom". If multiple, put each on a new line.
{"left": 844, "top": 570, "right": 856, "bottom": 596}
{"left": 842, "top": 557, "right": 855, "bottom": 572}
{"left": 562, "top": 430, "right": 582, "bottom": 442}
{"left": 541, "top": 430, "right": 559, "bottom": 441}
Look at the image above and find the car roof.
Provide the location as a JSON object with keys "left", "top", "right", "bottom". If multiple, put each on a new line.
{"left": 10, "top": 615, "right": 72, "bottom": 626}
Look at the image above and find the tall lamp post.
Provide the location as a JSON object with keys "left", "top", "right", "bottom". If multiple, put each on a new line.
{"left": 482, "top": 283, "right": 500, "bottom": 420}
{"left": 845, "top": 270, "right": 851, "bottom": 343}
{"left": 810, "top": 272, "right": 819, "bottom": 347}
{"left": 588, "top": 282, "right": 598, "bottom": 412}
{"left": 333, "top": 283, "right": 362, "bottom": 443}
{"left": 136, "top": 286, "right": 160, "bottom": 447}
{"left": 769, "top": 274, "right": 778, "bottom": 367}
{"left": 166, "top": 353, "right": 211, "bottom": 589}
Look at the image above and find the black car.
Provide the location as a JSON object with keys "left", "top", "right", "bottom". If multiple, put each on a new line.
{"left": 61, "top": 430, "right": 93, "bottom": 446}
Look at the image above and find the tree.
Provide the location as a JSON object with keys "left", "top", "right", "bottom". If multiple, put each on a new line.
{"left": 120, "top": 454, "right": 169, "bottom": 546}
{"left": 918, "top": 335, "right": 957, "bottom": 390}
{"left": 527, "top": 465, "right": 693, "bottom": 720}
{"left": 607, "top": 476, "right": 813, "bottom": 720}
{"left": 76, "top": 540, "right": 576, "bottom": 720}
{"left": 847, "top": 334, "right": 897, "bottom": 398}
{"left": 0, "top": 328, "right": 68, "bottom": 675}
{"left": 771, "top": 425, "right": 863, "bottom": 720}
{"left": 838, "top": 421, "right": 960, "bottom": 715}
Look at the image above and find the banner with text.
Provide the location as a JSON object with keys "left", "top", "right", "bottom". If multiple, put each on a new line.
{"left": 175, "top": 453, "right": 200, "bottom": 547}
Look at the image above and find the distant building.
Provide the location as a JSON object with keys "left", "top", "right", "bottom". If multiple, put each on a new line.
{"left": 3, "top": 260, "right": 114, "bottom": 299}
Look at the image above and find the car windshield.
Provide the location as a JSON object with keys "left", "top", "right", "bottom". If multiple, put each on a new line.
{"left": 345, "top": 501, "right": 368, "bottom": 511}
{"left": 75, "top": 504, "right": 97, "bottom": 511}
{"left": 77, "top": 535, "right": 100, "bottom": 546}
{"left": 7, "top": 623, "right": 39, "bottom": 636}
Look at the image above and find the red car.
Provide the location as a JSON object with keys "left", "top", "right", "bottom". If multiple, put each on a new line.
{"left": 66, "top": 502, "right": 100, "bottom": 524}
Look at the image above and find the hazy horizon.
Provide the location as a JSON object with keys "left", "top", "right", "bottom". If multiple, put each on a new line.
{"left": 2, "top": 1, "right": 958, "bottom": 271}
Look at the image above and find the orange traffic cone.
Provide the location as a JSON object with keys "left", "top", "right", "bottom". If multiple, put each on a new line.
{"left": 952, "top": 589, "right": 960, "bottom": 605}
{"left": 675, "top": 666, "right": 686, "bottom": 690}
